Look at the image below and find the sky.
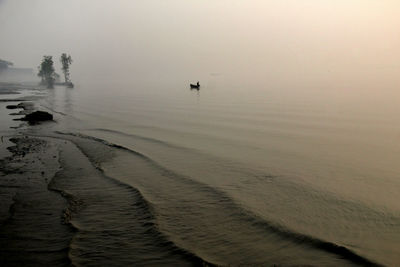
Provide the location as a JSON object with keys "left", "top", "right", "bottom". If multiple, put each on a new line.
{"left": 0, "top": 0, "right": 399, "bottom": 90}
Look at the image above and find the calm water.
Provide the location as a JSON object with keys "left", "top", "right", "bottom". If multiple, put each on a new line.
{"left": 31, "top": 78, "right": 399, "bottom": 266}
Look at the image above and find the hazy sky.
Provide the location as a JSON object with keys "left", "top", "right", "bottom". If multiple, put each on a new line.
{"left": 1, "top": 0, "right": 399, "bottom": 89}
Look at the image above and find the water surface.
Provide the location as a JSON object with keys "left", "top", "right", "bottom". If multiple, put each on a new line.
{"left": 32, "top": 77, "right": 400, "bottom": 266}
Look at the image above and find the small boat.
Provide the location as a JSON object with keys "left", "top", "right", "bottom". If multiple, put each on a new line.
{"left": 190, "top": 81, "right": 200, "bottom": 89}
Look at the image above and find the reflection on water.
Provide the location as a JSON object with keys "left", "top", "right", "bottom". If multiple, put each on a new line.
{"left": 39, "top": 77, "right": 400, "bottom": 266}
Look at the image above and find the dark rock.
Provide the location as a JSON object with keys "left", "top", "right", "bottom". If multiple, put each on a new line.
{"left": 21, "top": 111, "right": 53, "bottom": 123}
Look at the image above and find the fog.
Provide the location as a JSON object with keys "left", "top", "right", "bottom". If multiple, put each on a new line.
{"left": 2, "top": 2, "right": 400, "bottom": 265}
{"left": 1, "top": 0, "right": 399, "bottom": 91}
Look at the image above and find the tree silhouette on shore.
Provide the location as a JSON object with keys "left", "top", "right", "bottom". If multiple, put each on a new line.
{"left": 38, "top": 56, "right": 55, "bottom": 88}
{"left": 60, "top": 53, "right": 72, "bottom": 84}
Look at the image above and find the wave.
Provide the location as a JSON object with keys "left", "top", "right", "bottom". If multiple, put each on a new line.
{"left": 54, "top": 131, "right": 383, "bottom": 266}
{"left": 89, "top": 127, "right": 198, "bottom": 152}
{"left": 47, "top": 163, "right": 80, "bottom": 266}
{"left": 49, "top": 132, "right": 216, "bottom": 266}
{"left": 98, "top": 172, "right": 216, "bottom": 266}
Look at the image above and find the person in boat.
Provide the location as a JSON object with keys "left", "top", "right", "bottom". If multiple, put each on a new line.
{"left": 190, "top": 81, "right": 200, "bottom": 89}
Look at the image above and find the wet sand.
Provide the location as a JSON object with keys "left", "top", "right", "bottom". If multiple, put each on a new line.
{"left": 0, "top": 136, "right": 73, "bottom": 266}
{"left": 0, "top": 83, "right": 72, "bottom": 265}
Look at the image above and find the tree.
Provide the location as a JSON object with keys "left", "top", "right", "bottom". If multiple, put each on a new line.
{"left": 38, "top": 56, "right": 56, "bottom": 88}
{"left": 60, "top": 53, "right": 72, "bottom": 84}
{"left": 0, "top": 59, "right": 13, "bottom": 70}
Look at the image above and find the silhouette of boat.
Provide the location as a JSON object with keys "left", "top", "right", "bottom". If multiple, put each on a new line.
{"left": 190, "top": 81, "right": 200, "bottom": 89}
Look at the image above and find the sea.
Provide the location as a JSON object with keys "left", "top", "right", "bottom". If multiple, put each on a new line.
{"left": 10, "top": 76, "right": 394, "bottom": 266}
{"left": 1, "top": 0, "right": 400, "bottom": 265}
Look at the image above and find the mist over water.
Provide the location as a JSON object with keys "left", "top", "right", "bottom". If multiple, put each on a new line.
{"left": 1, "top": 0, "right": 400, "bottom": 87}
{"left": 2, "top": 0, "right": 400, "bottom": 266}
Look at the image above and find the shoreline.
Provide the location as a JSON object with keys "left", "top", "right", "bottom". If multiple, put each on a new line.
{"left": 0, "top": 136, "right": 74, "bottom": 266}
{"left": 0, "top": 82, "right": 388, "bottom": 266}
{"left": 0, "top": 83, "right": 213, "bottom": 266}
{"left": 0, "top": 82, "right": 75, "bottom": 265}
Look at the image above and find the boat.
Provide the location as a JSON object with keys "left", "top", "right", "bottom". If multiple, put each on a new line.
{"left": 190, "top": 81, "right": 200, "bottom": 89}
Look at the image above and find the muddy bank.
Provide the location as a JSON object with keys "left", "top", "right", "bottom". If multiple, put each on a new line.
{"left": 0, "top": 136, "right": 73, "bottom": 266}
{"left": 6, "top": 102, "right": 34, "bottom": 116}
{"left": 0, "top": 84, "right": 72, "bottom": 266}
{"left": 17, "top": 111, "right": 53, "bottom": 124}
{"left": 5, "top": 101, "right": 53, "bottom": 125}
